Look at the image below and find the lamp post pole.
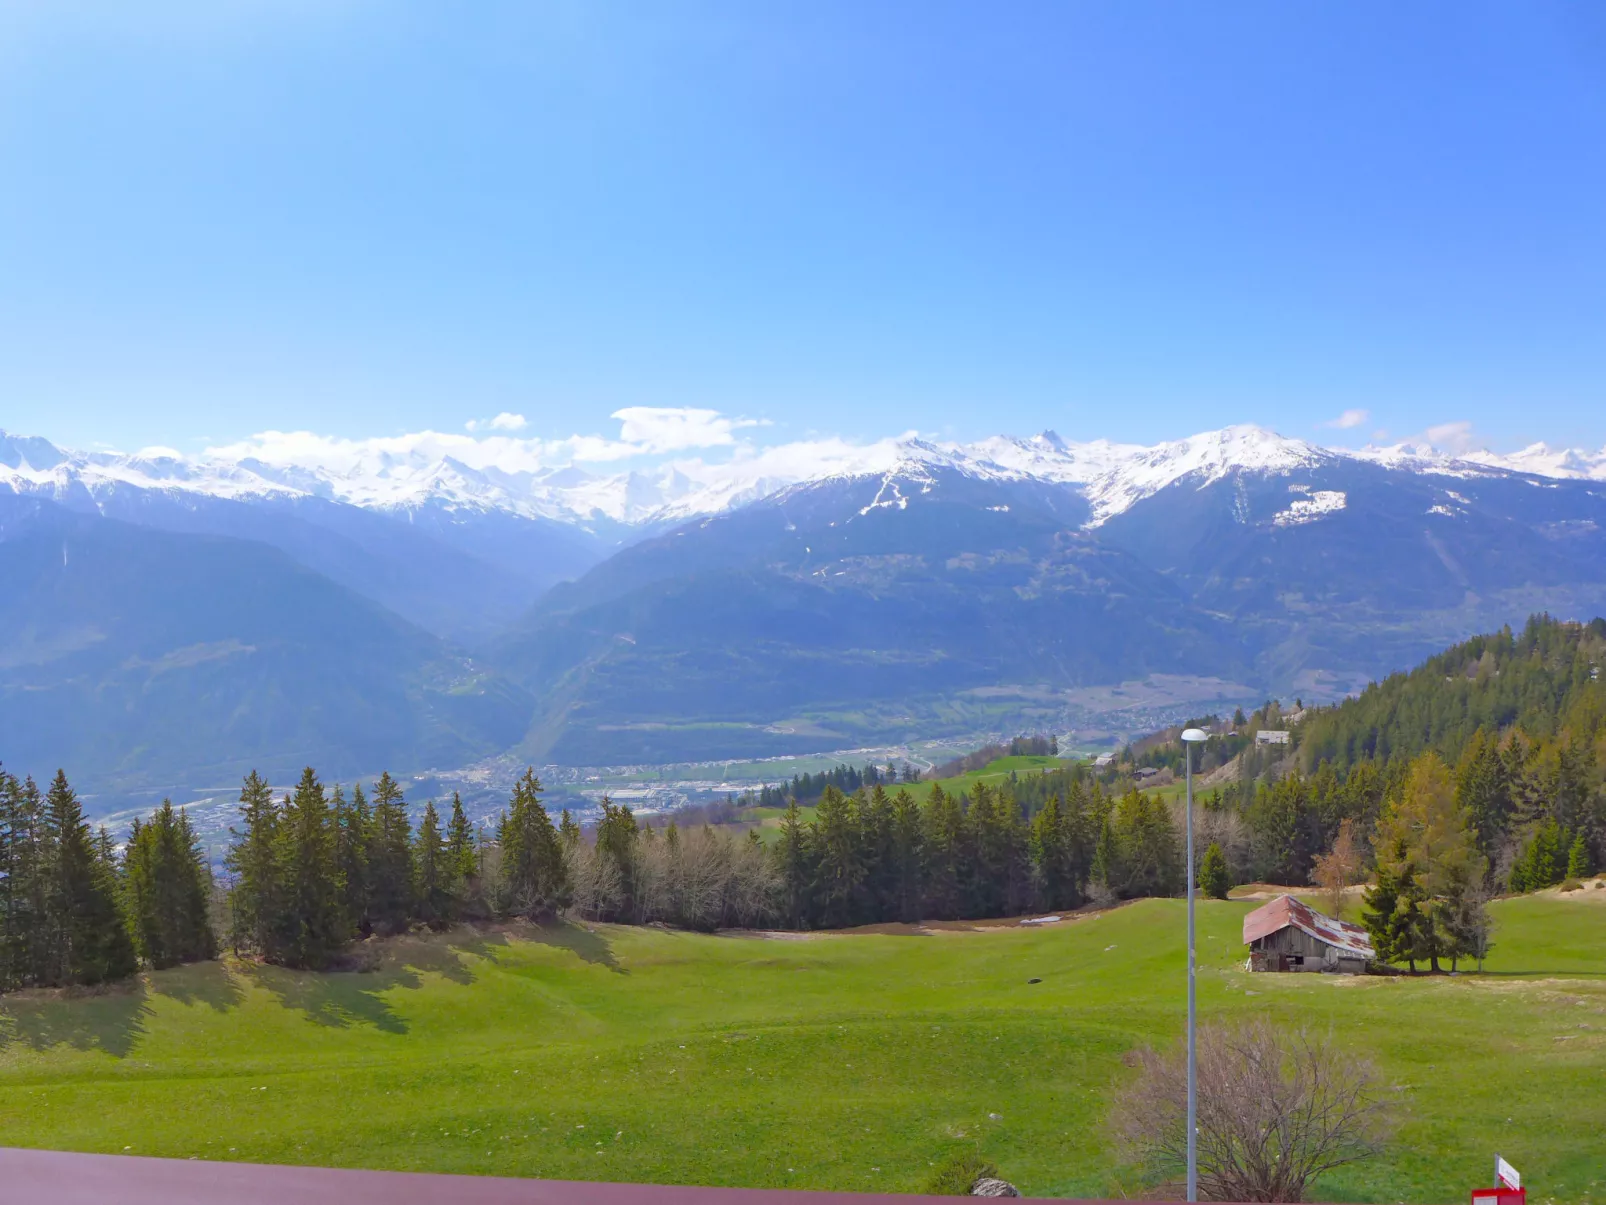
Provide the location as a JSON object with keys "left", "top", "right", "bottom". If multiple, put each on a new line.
{"left": 1180, "top": 727, "right": 1208, "bottom": 1204}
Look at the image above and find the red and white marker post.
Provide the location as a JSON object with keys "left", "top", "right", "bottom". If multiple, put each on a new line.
{"left": 1471, "top": 1156, "right": 1525, "bottom": 1205}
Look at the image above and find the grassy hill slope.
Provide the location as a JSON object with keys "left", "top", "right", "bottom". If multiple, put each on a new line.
{"left": 1, "top": 894, "right": 1602, "bottom": 1201}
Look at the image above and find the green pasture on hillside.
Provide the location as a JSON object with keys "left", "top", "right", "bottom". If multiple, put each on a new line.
{"left": 2, "top": 894, "right": 1603, "bottom": 1201}
{"left": 914, "top": 755, "right": 1080, "bottom": 803}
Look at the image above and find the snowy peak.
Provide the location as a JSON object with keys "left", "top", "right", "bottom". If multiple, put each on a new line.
{"left": 1078, "top": 424, "right": 1329, "bottom": 525}
{"left": 1466, "top": 442, "right": 1606, "bottom": 481}
{"left": 5, "top": 422, "right": 1604, "bottom": 533}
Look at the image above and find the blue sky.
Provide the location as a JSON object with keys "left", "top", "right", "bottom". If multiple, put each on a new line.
{"left": 3, "top": 1, "right": 1605, "bottom": 455}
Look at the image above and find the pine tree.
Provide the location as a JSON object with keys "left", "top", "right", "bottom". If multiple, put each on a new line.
{"left": 861, "top": 784, "right": 896, "bottom": 922}
{"left": 594, "top": 798, "right": 640, "bottom": 922}
{"left": 367, "top": 771, "right": 414, "bottom": 934}
{"left": 921, "top": 783, "right": 965, "bottom": 920}
{"left": 496, "top": 769, "right": 569, "bottom": 920}
{"left": 123, "top": 801, "right": 216, "bottom": 968}
{"left": 445, "top": 792, "right": 482, "bottom": 918}
{"left": 413, "top": 801, "right": 450, "bottom": 927}
{"left": 333, "top": 783, "right": 371, "bottom": 937}
{"left": 271, "top": 768, "right": 348, "bottom": 968}
{"left": 773, "top": 799, "right": 811, "bottom": 928}
{"left": 1031, "top": 794, "right": 1075, "bottom": 910}
{"left": 1368, "top": 753, "right": 1485, "bottom": 971}
{"left": 43, "top": 770, "right": 136, "bottom": 985}
{"left": 1361, "top": 861, "right": 1404, "bottom": 967}
{"left": 225, "top": 771, "right": 281, "bottom": 957}
{"left": 888, "top": 787, "right": 924, "bottom": 923}
{"left": 1091, "top": 813, "right": 1118, "bottom": 899}
{"left": 0, "top": 770, "right": 46, "bottom": 991}
{"left": 1565, "top": 832, "right": 1591, "bottom": 880}
{"left": 812, "top": 786, "right": 865, "bottom": 927}
{"left": 1510, "top": 818, "right": 1566, "bottom": 893}
{"left": 1198, "top": 842, "right": 1232, "bottom": 900}
{"left": 1454, "top": 729, "right": 1512, "bottom": 858}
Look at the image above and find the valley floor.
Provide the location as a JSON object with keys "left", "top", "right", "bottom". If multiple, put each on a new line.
{"left": 1, "top": 896, "right": 1602, "bottom": 1201}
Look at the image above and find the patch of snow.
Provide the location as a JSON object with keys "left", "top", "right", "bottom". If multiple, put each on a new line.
{"left": 1273, "top": 490, "right": 1347, "bottom": 527}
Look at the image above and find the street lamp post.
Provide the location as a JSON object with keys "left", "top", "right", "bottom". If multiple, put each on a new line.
{"left": 1179, "top": 726, "right": 1209, "bottom": 1204}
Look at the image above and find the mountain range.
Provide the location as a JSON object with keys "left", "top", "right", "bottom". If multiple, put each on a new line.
{"left": 4, "top": 423, "right": 1605, "bottom": 803}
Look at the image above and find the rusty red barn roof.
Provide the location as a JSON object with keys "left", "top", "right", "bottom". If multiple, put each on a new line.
{"left": 1241, "top": 894, "right": 1373, "bottom": 960}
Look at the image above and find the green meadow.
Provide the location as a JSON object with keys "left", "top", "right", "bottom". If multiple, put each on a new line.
{"left": 2, "top": 892, "right": 1602, "bottom": 1201}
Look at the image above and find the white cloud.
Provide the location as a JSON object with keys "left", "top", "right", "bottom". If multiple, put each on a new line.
{"left": 612, "top": 406, "right": 764, "bottom": 453}
{"left": 1424, "top": 421, "right": 1477, "bottom": 454}
{"left": 205, "top": 406, "right": 772, "bottom": 483}
{"left": 1323, "top": 408, "right": 1370, "bottom": 430}
{"left": 465, "top": 411, "right": 528, "bottom": 433}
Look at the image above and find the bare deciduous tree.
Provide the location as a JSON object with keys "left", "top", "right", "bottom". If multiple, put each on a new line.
{"left": 1109, "top": 1018, "right": 1390, "bottom": 1202}
{"left": 1311, "top": 818, "right": 1362, "bottom": 919}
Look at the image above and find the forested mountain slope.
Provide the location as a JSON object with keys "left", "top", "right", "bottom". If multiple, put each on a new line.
{"left": 0, "top": 496, "right": 532, "bottom": 795}
{"left": 1296, "top": 615, "right": 1606, "bottom": 773}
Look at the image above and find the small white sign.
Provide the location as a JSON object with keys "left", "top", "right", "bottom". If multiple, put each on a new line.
{"left": 1497, "top": 1156, "right": 1521, "bottom": 1191}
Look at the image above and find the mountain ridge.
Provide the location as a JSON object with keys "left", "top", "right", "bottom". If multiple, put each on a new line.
{"left": 8, "top": 423, "right": 1606, "bottom": 535}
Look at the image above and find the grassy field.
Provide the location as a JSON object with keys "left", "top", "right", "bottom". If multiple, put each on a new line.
{"left": 1, "top": 891, "right": 1603, "bottom": 1201}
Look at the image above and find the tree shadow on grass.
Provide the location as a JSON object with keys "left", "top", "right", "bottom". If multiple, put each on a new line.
{"left": 523, "top": 921, "right": 626, "bottom": 973}
{"left": 236, "top": 927, "right": 518, "bottom": 1034}
{"left": 0, "top": 980, "right": 151, "bottom": 1058}
{"left": 242, "top": 962, "right": 413, "bottom": 1035}
{"left": 149, "top": 960, "right": 247, "bottom": 1012}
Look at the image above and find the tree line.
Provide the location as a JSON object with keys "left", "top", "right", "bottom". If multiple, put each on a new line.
{"left": 1197, "top": 616, "right": 1603, "bottom": 896}
{"left": 3, "top": 615, "right": 1598, "bottom": 987}
{"left": 745, "top": 761, "right": 921, "bottom": 810}
{"left": 2, "top": 756, "right": 1198, "bottom": 982}
{"left": 0, "top": 768, "right": 213, "bottom": 992}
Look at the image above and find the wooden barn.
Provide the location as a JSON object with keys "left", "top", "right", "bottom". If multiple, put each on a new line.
{"left": 1243, "top": 894, "right": 1373, "bottom": 974}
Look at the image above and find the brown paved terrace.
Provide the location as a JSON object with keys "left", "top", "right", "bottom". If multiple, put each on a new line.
{"left": 0, "top": 1148, "right": 1168, "bottom": 1204}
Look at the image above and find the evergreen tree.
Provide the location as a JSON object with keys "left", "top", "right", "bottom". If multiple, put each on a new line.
{"left": 967, "top": 783, "right": 1029, "bottom": 917}
{"left": 270, "top": 768, "right": 347, "bottom": 968}
{"left": 445, "top": 792, "right": 481, "bottom": 915}
{"left": 43, "top": 770, "right": 136, "bottom": 985}
{"left": 1108, "top": 789, "right": 1182, "bottom": 898}
{"left": 413, "top": 800, "right": 451, "bottom": 927}
{"left": 1509, "top": 819, "right": 1566, "bottom": 893}
{"left": 367, "top": 771, "right": 414, "bottom": 934}
{"left": 812, "top": 786, "right": 865, "bottom": 927}
{"left": 123, "top": 801, "right": 215, "bottom": 968}
{"left": 1091, "top": 813, "right": 1118, "bottom": 898}
{"left": 594, "top": 798, "right": 640, "bottom": 922}
{"left": 333, "top": 783, "right": 371, "bottom": 937}
{"left": 861, "top": 784, "right": 896, "bottom": 922}
{"left": 0, "top": 771, "right": 46, "bottom": 991}
{"left": 1031, "top": 794, "right": 1078, "bottom": 910}
{"left": 888, "top": 787, "right": 924, "bottom": 923}
{"left": 1198, "top": 842, "right": 1232, "bottom": 900}
{"left": 773, "top": 799, "right": 811, "bottom": 928}
{"left": 1454, "top": 729, "right": 1512, "bottom": 858}
{"left": 225, "top": 771, "right": 281, "bottom": 957}
{"left": 921, "top": 784, "right": 965, "bottom": 920}
{"left": 496, "top": 769, "right": 569, "bottom": 919}
{"left": 1566, "top": 831, "right": 1591, "bottom": 880}
{"left": 1371, "top": 753, "right": 1481, "bottom": 972}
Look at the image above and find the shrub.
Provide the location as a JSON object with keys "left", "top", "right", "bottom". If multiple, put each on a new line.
{"left": 1109, "top": 1018, "right": 1391, "bottom": 1202}
{"left": 923, "top": 1151, "right": 998, "bottom": 1195}
{"left": 1560, "top": 879, "right": 1583, "bottom": 893}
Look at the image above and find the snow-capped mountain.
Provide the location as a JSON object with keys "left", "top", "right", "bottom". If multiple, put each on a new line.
{"left": 10, "top": 421, "right": 1603, "bottom": 534}
{"left": 7, "top": 416, "right": 1606, "bottom": 796}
